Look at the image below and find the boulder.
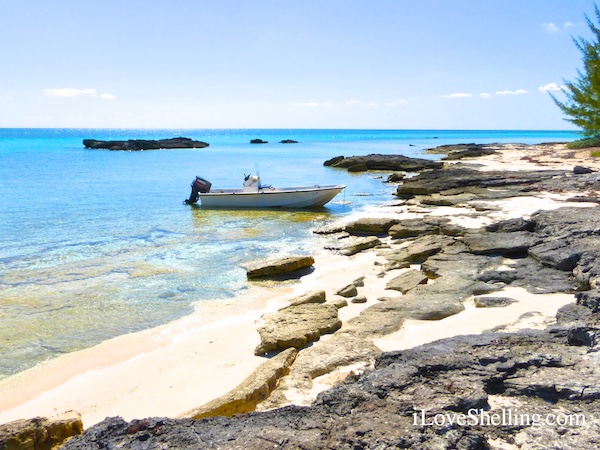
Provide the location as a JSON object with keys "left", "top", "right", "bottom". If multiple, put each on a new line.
{"left": 243, "top": 255, "right": 314, "bottom": 279}
{"left": 83, "top": 137, "right": 209, "bottom": 150}
{"left": 336, "top": 284, "right": 358, "bottom": 298}
{"left": 351, "top": 295, "right": 368, "bottom": 304}
{"left": 0, "top": 413, "right": 83, "bottom": 450}
{"left": 385, "top": 269, "right": 429, "bottom": 294}
{"left": 179, "top": 348, "right": 297, "bottom": 419}
{"left": 574, "top": 165, "right": 594, "bottom": 174}
{"left": 288, "top": 290, "right": 326, "bottom": 307}
{"left": 254, "top": 303, "right": 342, "bottom": 355}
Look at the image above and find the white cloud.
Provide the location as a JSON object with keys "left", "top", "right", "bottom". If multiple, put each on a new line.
{"left": 367, "top": 102, "right": 378, "bottom": 107}
{"left": 480, "top": 93, "right": 492, "bottom": 99}
{"left": 538, "top": 82, "right": 563, "bottom": 92}
{"left": 543, "top": 22, "right": 559, "bottom": 32}
{"left": 44, "top": 88, "right": 115, "bottom": 99}
{"left": 564, "top": 21, "right": 574, "bottom": 29}
{"left": 45, "top": 88, "right": 96, "bottom": 97}
{"left": 345, "top": 100, "right": 359, "bottom": 106}
{"left": 385, "top": 100, "right": 408, "bottom": 107}
{"left": 442, "top": 93, "right": 472, "bottom": 98}
{"left": 290, "top": 102, "right": 330, "bottom": 107}
{"left": 496, "top": 89, "right": 528, "bottom": 95}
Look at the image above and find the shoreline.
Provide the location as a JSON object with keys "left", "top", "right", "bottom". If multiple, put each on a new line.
{"left": 2, "top": 141, "right": 599, "bottom": 430}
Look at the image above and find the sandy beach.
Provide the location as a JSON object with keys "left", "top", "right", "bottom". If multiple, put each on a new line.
{"left": 1, "top": 142, "right": 598, "bottom": 430}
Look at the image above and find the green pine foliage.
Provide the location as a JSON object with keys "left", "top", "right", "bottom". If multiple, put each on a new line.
{"left": 552, "top": 4, "right": 600, "bottom": 137}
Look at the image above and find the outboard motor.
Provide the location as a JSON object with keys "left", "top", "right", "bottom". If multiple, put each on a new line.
{"left": 185, "top": 176, "right": 212, "bottom": 204}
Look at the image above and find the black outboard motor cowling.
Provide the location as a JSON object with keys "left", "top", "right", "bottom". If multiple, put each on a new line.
{"left": 185, "top": 177, "right": 212, "bottom": 204}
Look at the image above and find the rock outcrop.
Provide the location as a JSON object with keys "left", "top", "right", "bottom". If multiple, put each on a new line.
{"left": 83, "top": 137, "right": 209, "bottom": 150}
{"left": 324, "top": 154, "right": 443, "bottom": 172}
{"left": 0, "top": 413, "right": 83, "bottom": 450}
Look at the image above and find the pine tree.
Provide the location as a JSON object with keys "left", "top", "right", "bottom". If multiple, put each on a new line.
{"left": 552, "top": 4, "right": 600, "bottom": 136}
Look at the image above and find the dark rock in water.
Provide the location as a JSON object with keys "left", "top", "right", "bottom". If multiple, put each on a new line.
{"left": 279, "top": 139, "right": 299, "bottom": 144}
{"left": 250, "top": 139, "right": 268, "bottom": 144}
{"left": 386, "top": 172, "right": 405, "bottom": 182}
{"left": 574, "top": 165, "right": 594, "bottom": 174}
{"left": 83, "top": 137, "right": 209, "bottom": 150}
{"left": 324, "top": 154, "right": 443, "bottom": 172}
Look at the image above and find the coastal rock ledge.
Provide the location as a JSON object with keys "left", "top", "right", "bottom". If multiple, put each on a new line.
{"left": 83, "top": 137, "right": 209, "bottom": 150}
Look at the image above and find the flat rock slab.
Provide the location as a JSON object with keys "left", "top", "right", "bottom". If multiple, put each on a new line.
{"left": 180, "top": 348, "right": 297, "bottom": 419}
{"left": 243, "top": 255, "right": 314, "bottom": 279}
{"left": 385, "top": 269, "right": 429, "bottom": 294}
{"left": 344, "top": 217, "right": 399, "bottom": 236}
{"left": 338, "top": 236, "right": 381, "bottom": 256}
{"left": 462, "top": 231, "right": 541, "bottom": 256}
{"left": 254, "top": 303, "right": 342, "bottom": 355}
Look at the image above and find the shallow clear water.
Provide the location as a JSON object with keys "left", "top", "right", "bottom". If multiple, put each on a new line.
{"left": 0, "top": 128, "right": 579, "bottom": 379}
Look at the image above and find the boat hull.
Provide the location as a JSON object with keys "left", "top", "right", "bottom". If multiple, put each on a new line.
{"left": 197, "top": 185, "right": 345, "bottom": 208}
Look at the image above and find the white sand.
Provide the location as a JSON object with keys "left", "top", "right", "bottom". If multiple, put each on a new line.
{"left": 0, "top": 144, "right": 593, "bottom": 428}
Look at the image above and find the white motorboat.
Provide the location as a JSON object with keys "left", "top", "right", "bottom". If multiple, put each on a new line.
{"left": 184, "top": 175, "right": 345, "bottom": 208}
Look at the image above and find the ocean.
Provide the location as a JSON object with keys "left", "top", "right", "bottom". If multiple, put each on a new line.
{"left": 0, "top": 128, "right": 579, "bottom": 380}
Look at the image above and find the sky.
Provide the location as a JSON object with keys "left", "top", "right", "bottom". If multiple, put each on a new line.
{"left": 0, "top": 0, "right": 595, "bottom": 130}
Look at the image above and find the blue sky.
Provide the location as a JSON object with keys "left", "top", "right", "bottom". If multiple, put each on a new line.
{"left": 0, "top": 0, "right": 594, "bottom": 129}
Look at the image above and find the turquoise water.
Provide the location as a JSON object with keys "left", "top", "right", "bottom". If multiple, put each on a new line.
{"left": 0, "top": 128, "right": 579, "bottom": 379}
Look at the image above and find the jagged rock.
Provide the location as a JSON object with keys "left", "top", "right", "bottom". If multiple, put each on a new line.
{"left": 385, "top": 269, "right": 428, "bottom": 294}
{"left": 576, "top": 289, "right": 600, "bottom": 313}
{"left": 83, "top": 137, "right": 209, "bottom": 150}
{"left": 336, "top": 284, "right": 358, "bottom": 298}
{"left": 0, "top": 413, "right": 83, "bottom": 450}
{"left": 567, "top": 326, "right": 600, "bottom": 346}
{"left": 179, "top": 348, "right": 297, "bottom": 419}
{"left": 288, "top": 290, "right": 326, "bottom": 307}
{"left": 473, "top": 296, "right": 517, "bottom": 308}
{"left": 344, "top": 217, "right": 399, "bottom": 236}
{"left": 67, "top": 325, "right": 600, "bottom": 449}
{"left": 574, "top": 165, "right": 594, "bottom": 174}
{"left": 485, "top": 217, "right": 533, "bottom": 233}
{"left": 324, "top": 154, "right": 443, "bottom": 172}
{"left": 462, "top": 231, "right": 541, "bottom": 256}
{"left": 254, "top": 303, "right": 342, "bottom": 355}
{"left": 243, "top": 255, "right": 314, "bottom": 279}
